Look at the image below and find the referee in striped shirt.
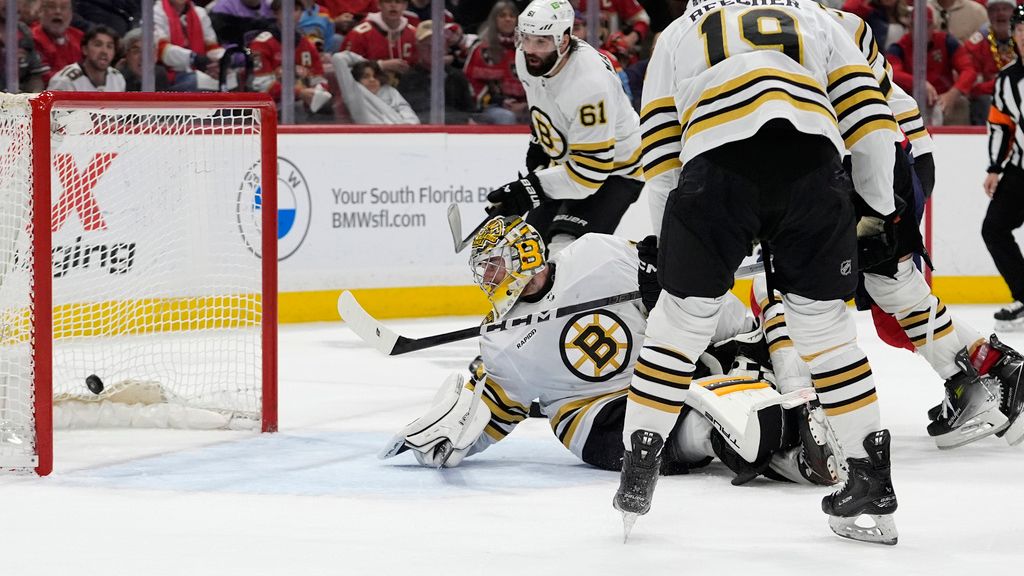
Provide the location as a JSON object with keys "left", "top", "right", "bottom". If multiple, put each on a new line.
{"left": 983, "top": 5, "right": 1024, "bottom": 327}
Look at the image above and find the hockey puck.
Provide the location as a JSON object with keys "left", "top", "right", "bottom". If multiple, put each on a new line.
{"left": 85, "top": 374, "right": 105, "bottom": 395}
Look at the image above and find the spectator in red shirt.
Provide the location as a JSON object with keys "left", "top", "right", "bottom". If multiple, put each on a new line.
{"left": 463, "top": 1, "right": 525, "bottom": 124}
{"left": 250, "top": 0, "right": 332, "bottom": 114}
{"left": 320, "top": 0, "right": 378, "bottom": 34}
{"left": 574, "top": 0, "right": 650, "bottom": 50}
{"left": 31, "top": 0, "right": 82, "bottom": 83}
{"left": 964, "top": 0, "right": 1018, "bottom": 124}
{"left": 341, "top": 0, "right": 417, "bottom": 78}
{"left": 887, "top": 5, "right": 978, "bottom": 124}
{"left": 154, "top": 0, "right": 224, "bottom": 91}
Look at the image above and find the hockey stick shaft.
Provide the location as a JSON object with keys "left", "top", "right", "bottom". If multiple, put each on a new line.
{"left": 339, "top": 261, "right": 765, "bottom": 356}
{"left": 447, "top": 203, "right": 489, "bottom": 253}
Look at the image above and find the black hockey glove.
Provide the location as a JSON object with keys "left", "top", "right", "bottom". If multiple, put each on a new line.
{"left": 525, "top": 141, "right": 550, "bottom": 173}
{"left": 191, "top": 52, "right": 212, "bottom": 71}
{"left": 486, "top": 172, "right": 546, "bottom": 216}
{"left": 637, "top": 235, "right": 661, "bottom": 313}
{"left": 856, "top": 214, "right": 899, "bottom": 272}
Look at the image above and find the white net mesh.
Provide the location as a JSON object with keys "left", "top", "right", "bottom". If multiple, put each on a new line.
{"left": 0, "top": 94, "right": 38, "bottom": 469}
{"left": 0, "top": 94, "right": 271, "bottom": 472}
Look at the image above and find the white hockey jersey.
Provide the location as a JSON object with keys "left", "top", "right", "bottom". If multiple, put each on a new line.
{"left": 517, "top": 40, "right": 643, "bottom": 201}
{"left": 640, "top": 0, "right": 898, "bottom": 226}
{"left": 466, "top": 233, "right": 751, "bottom": 461}
{"left": 821, "top": 5, "right": 934, "bottom": 156}
{"left": 47, "top": 63, "right": 126, "bottom": 92}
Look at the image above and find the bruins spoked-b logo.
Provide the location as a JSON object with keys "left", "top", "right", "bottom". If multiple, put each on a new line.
{"left": 559, "top": 310, "right": 633, "bottom": 382}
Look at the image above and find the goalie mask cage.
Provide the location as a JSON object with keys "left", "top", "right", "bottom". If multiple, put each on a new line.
{"left": 0, "top": 92, "right": 278, "bottom": 476}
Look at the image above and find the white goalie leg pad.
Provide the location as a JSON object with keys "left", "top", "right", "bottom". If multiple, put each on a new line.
{"left": 624, "top": 293, "right": 723, "bottom": 447}
{"left": 378, "top": 372, "right": 490, "bottom": 468}
{"left": 783, "top": 294, "right": 880, "bottom": 460}
{"left": 687, "top": 374, "right": 816, "bottom": 463}
{"left": 671, "top": 410, "right": 716, "bottom": 462}
{"left": 863, "top": 260, "right": 962, "bottom": 379}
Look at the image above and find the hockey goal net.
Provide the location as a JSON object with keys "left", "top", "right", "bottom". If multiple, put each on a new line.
{"left": 0, "top": 92, "right": 278, "bottom": 476}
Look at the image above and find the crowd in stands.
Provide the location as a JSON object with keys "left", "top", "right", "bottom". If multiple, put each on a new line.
{"left": 2, "top": 0, "right": 1017, "bottom": 125}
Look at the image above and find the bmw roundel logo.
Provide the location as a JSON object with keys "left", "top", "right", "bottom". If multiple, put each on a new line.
{"left": 238, "top": 156, "right": 312, "bottom": 260}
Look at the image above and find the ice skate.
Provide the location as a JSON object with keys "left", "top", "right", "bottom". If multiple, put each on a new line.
{"left": 986, "top": 335, "right": 1024, "bottom": 445}
{"left": 822, "top": 430, "right": 898, "bottom": 546}
{"left": 927, "top": 350, "right": 1008, "bottom": 449}
{"left": 994, "top": 301, "right": 1024, "bottom": 332}
{"left": 613, "top": 429, "right": 663, "bottom": 542}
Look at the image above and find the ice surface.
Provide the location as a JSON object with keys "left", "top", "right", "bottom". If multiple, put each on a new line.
{"left": 3, "top": 305, "right": 1023, "bottom": 575}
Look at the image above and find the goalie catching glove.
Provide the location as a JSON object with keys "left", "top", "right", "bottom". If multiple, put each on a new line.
{"left": 378, "top": 369, "right": 490, "bottom": 468}
{"left": 486, "top": 172, "right": 547, "bottom": 216}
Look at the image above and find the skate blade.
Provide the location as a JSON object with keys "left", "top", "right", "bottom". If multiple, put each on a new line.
{"left": 621, "top": 512, "right": 638, "bottom": 543}
{"left": 933, "top": 409, "right": 1009, "bottom": 449}
{"left": 828, "top": 514, "right": 898, "bottom": 546}
{"left": 1003, "top": 414, "right": 1024, "bottom": 446}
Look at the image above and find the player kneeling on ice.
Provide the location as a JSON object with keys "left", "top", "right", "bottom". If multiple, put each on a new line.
{"left": 380, "top": 216, "right": 840, "bottom": 489}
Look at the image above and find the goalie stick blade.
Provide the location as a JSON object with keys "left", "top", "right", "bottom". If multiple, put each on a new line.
{"left": 338, "top": 291, "right": 401, "bottom": 355}
{"left": 446, "top": 203, "right": 464, "bottom": 252}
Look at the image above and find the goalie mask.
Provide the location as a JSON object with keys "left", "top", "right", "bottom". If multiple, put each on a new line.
{"left": 470, "top": 216, "right": 547, "bottom": 319}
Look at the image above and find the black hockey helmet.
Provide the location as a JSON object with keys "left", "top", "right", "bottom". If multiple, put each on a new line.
{"left": 1012, "top": 4, "right": 1024, "bottom": 28}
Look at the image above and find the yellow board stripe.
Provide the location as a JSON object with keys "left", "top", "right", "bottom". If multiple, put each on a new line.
{"left": 0, "top": 296, "right": 263, "bottom": 343}
{"left": 824, "top": 392, "right": 877, "bottom": 416}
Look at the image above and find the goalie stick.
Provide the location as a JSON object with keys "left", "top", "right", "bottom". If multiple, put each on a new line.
{"left": 447, "top": 203, "right": 490, "bottom": 253}
{"left": 338, "top": 261, "right": 765, "bottom": 355}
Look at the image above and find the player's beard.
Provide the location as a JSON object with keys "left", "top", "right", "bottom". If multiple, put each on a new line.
{"left": 524, "top": 49, "right": 559, "bottom": 77}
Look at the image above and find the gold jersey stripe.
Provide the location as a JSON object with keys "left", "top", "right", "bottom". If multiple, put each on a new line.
{"left": 644, "top": 156, "right": 682, "bottom": 180}
{"left": 824, "top": 392, "right": 877, "bottom": 416}
{"left": 635, "top": 361, "right": 692, "bottom": 386}
{"left": 843, "top": 117, "right": 898, "bottom": 148}
{"left": 627, "top": 389, "right": 683, "bottom": 413}
{"left": 813, "top": 361, "right": 872, "bottom": 388}
{"left": 566, "top": 163, "right": 604, "bottom": 189}
{"left": 769, "top": 339, "right": 793, "bottom": 353}
{"left": 641, "top": 123, "right": 683, "bottom": 151}
{"left": 687, "top": 91, "right": 837, "bottom": 139}
{"left": 681, "top": 69, "right": 825, "bottom": 129}
{"left": 569, "top": 153, "right": 614, "bottom": 171}
{"left": 570, "top": 139, "right": 616, "bottom": 152}
{"left": 482, "top": 377, "right": 530, "bottom": 415}
{"left": 641, "top": 96, "right": 676, "bottom": 118}
{"left": 826, "top": 64, "right": 875, "bottom": 88}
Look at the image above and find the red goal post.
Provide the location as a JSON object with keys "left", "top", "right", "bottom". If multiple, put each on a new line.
{"left": 0, "top": 92, "right": 278, "bottom": 476}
